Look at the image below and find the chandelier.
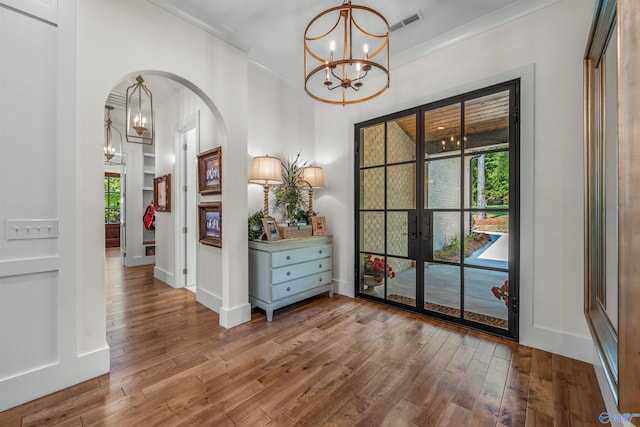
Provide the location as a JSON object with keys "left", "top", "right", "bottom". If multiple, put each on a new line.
{"left": 125, "top": 75, "right": 154, "bottom": 145}
{"left": 304, "top": 1, "right": 390, "bottom": 105}
{"left": 104, "top": 106, "right": 123, "bottom": 165}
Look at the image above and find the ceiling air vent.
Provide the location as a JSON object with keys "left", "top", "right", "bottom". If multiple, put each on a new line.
{"left": 390, "top": 10, "right": 423, "bottom": 32}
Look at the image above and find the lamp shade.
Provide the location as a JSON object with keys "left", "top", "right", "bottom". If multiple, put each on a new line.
{"left": 301, "top": 166, "right": 325, "bottom": 188}
{"left": 249, "top": 156, "right": 283, "bottom": 185}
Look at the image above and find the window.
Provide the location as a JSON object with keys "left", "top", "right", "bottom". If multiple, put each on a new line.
{"left": 104, "top": 173, "right": 121, "bottom": 224}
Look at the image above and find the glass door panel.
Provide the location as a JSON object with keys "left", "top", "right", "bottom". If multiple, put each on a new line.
{"left": 424, "top": 103, "right": 462, "bottom": 157}
{"left": 386, "top": 256, "right": 416, "bottom": 306}
{"left": 431, "top": 212, "right": 461, "bottom": 263}
{"left": 424, "top": 263, "right": 460, "bottom": 316}
{"left": 387, "top": 211, "right": 409, "bottom": 258}
{"left": 360, "top": 168, "right": 385, "bottom": 210}
{"left": 464, "top": 90, "right": 510, "bottom": 153}
{"left": 356, "top": 80, "right": 518, "bottom": 339}
{"left": 425, "top": 158, "right": 461, "bottom": 209}
{"left": 463, "top": 268, "right": 509, "bottom": 329}
{"left": 387, "top": 164, "right": 416, "bottom": 210}
{"left": 465, "top": 151, "right": 510, "bottom": 209}
{"left": 388, "top": 115, "right": 417, "bottom": 163}
{"left": 360, "top": 123, "right": 385, "bottom": 167}
{"left": 464, "top": 211, "right": 510, "bottom": 269}
{"left": 360, "top": 212, "right": 385, "bottom": 254}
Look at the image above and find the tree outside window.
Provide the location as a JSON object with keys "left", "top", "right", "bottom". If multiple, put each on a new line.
{"left": 105, "top": 173, "right": 121, "bottom": 224}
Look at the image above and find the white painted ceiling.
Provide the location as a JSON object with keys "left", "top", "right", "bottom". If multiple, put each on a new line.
{"left": 148, "top": 0, "right": 559, "bottom": 88}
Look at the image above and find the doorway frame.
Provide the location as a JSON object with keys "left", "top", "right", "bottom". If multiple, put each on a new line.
{"left": 175, "top": 112, "right": 200, "bottom": 289}
{"left": 354, "top": 79, "right": 520, "bottom": 340}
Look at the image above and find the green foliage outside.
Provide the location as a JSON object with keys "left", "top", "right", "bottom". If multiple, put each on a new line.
{"left": 471, "top": 151, "right": 509, "bottom": 206}
{"left": 104, "top": 176, "right": 121, "bottom": 224}
{"left": 433, "top": 235, "right": 468, "bottom": 260}
{"left": 433, "top": 233, "right": 489, "bottom": 261}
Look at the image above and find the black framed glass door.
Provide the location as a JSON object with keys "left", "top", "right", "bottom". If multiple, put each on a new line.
{"left": 356, "top": 80, "right": 519, "bottom": 339}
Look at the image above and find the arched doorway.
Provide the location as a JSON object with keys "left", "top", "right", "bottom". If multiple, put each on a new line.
{"left": 102, "top": 71, "right": 227, "bottom": 300}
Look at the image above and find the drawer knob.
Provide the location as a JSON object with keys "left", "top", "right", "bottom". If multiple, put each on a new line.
{"left": 319, "top": 250, "right": 323, "bottom": 254}
{"left": 287, "top": 286, "right": 291, "bottom": 291}
{"left": 319, "top": 264, "right": 323, "bottom": 268}
{"left": 286, "top": 255, "right": 291, "bottom": 260}
{"left": 318, "top": 277, "right": 322, "bottom": 282}
{"left": 286, "top": 271, "right": 291, "bottom": 276}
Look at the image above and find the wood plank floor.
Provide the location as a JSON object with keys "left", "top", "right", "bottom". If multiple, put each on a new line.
{"left": 0, "top": 251, "right": 608, "bottom": 426}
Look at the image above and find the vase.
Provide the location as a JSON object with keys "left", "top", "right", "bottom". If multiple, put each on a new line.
{"left": 363, "top": 274, "right": 383, "bottom": 294}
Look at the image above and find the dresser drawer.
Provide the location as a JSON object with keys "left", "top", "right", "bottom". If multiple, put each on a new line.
{"left": 272, "top": 257, "right": 330, "bottom": 284}
{"left": 272, "top": 270, "right": 332, "bottom": 301}
{"left": 271, "top": 244, "right": 332, "bottom": 268}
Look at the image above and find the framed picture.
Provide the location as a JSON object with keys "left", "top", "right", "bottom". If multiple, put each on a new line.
{"left": 261, "top": 217, "right": 280, "bottom": 241}
{"left": 198, "top": 202, "right": 222, "bottom": 247}
{"left": 311, "top": 216, "right": 327, "bottom": 236}
{"left": 197, "top": 146, "right": 222, "bottom": 195}
{"left": 153, "top": 174, "right": 171, "bottom": 212}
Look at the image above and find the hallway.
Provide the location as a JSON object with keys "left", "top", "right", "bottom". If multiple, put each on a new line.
{"left": 0, "top": 252, "right": 607, "bottom": 425}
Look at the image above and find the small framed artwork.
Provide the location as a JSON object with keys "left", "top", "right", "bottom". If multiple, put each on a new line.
{"left": 153, "top": 174, "right": 171, "bottom": 212}
{"left": 261, "top": 217, "right": 280, "bottom": 241}
{"left": 311, "top": 216, "right": 327, "bottom": 236}
{"left": 198, "top": 202, "right": 222, "bottom": 247}
{"left": 197, "top": 146, "right": 222, "bottom": 195}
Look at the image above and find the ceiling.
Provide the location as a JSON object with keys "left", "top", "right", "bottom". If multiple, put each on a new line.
{"left": 148, "top": 0, "right": 559, "bottom": 89}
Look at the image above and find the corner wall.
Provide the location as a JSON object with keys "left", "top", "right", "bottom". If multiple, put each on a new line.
{"left": 313, "top": 0, "right": 597, "bottom": 362}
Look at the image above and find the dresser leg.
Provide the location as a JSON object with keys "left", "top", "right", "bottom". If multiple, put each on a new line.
{"left": 266, "top": 309, "right": 273, "bottom": 322}
{"left": 329, "top": 289, "right": 334, "bottom": 297}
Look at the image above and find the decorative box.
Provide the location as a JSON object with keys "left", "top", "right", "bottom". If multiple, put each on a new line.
{"left": 277, "top": 225, "right": 313, "bottom": 239}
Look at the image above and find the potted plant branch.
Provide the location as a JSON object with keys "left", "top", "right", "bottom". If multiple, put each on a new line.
{"left": 274, "top": 152, "right": 309, "bottom": 222}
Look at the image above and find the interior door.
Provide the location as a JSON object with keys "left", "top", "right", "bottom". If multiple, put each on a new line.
{"left": 356, "top": 80, "right": 519, "bottom": 339}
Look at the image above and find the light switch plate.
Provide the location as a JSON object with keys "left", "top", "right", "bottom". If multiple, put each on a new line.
{"left": 6, "top": 219, "right": 59, "bottom": 240}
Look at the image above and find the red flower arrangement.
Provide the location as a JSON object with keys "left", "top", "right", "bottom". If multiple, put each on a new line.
{"left": 491, "top": 279, "right": 509, "bottom": 307}
{"left": 363, "top": 254, "right": 395, "bottom": 283}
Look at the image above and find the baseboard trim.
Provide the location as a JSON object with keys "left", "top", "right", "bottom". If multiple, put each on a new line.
{"left": 0, "top": 345, "right": 110, "bottom": 412}
{"left": 334, "top": 279, "right": 353, "bottom": 298}
{"left": 520, "top": 324, "right": 593, "bottom": 363}
{"left": 153, "top": 266, "right": 175, "bottom": 287}
{"left": 196, "top": 287, "right": 222, "bottom": 314}
{"left": 219, "top": 303, "right": 251, "bottom": 329}
{"left": 125, "top": 255, "right": 155, "bottom": 267}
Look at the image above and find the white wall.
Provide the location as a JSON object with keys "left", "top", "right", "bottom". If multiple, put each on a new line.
{"left": 1, "top": 0, "right": 252, "bottom": 411}
{"left": 313, "top": 0, "right": 596, "bottom": 362}
{"left": 247, "top": 65, "right": 316, "bottom": 219}
{"left": 0, "top": 0, "right": 108, "bottom": 412}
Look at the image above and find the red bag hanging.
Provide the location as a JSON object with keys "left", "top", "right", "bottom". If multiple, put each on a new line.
{"left": 143, "top": 202, "right": 156, "bottom": 231}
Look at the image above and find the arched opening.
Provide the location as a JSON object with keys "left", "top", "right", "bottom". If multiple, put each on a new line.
{"left": 102, "top": 70, "right": 227, "bottom": 309}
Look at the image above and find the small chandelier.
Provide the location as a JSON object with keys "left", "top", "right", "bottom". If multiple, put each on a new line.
{"left": 125, "top": 75, "right": 154, "bottom": 145}
{"left": 304, "top": 1, "right": 390, "bottom": 105}
{"left": 104, "top": 106, "right": 123, "bottom": 165}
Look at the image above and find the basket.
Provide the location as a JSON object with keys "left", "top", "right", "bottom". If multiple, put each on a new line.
{"left": 277, "top": 225, "right": 313, "bottom": 239}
